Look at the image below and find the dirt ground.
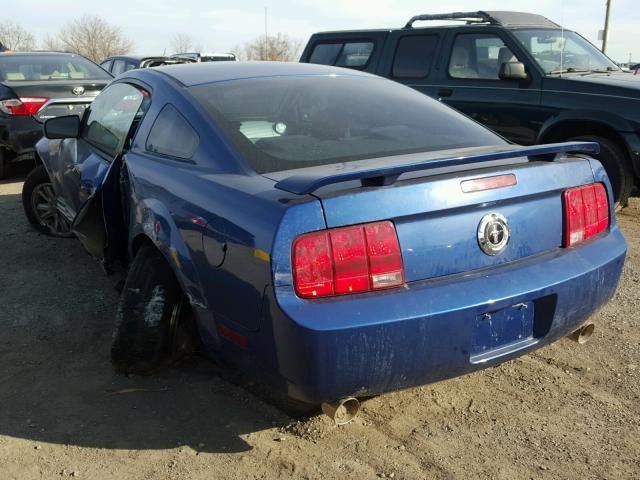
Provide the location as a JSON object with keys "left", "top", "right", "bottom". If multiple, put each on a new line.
{"left": 0, "top": 168, "right": 638, "bottom": 480}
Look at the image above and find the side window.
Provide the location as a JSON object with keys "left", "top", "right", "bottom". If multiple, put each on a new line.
{"left": 308, "top": 41, "right": 374, "bottom": 69}
{"left": 309, "top": 43, "right": 342, "bottom": 65}
{"left": 449, "top": 34, "right": 518, "bottom": 80}
{"left": 124, "top": 61, "right": 138, "bottom": 72}
{"left": 335, "top": 42, "right": 374, "bottom": 68}
{"left": 82, "top": 83, "right": 146, "bottom": 157}
{"left": 146, "top": 104, "right": 199, "bottom": 160}
{"left": 112, "top": 59, "right": 126, "bottom": 76}
{"left": 392, "top": 35, "right": 439, "bottom": 79}
{"left": 100, "top": 60, "right": 113, "bottom": 72}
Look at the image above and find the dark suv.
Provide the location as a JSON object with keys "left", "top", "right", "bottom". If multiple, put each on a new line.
{"left": 300, "top": 11, "right": 640, "bottom": 205}
{"left": 0, "top": 52, "right": 112, "bottom": 178}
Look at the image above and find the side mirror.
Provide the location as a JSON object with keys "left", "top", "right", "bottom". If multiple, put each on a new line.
{"left": 499, "top": 61, "right": 529, "bottom": 81}
{"left": 44, "top": 115, "right": 80, "bottom": 139}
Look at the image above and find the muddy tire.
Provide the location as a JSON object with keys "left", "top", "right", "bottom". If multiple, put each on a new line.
{"left": 568, "top": 136, "right": 633, "bottom": 208}
{"left": 22, "top": 165, "right": 73, "bottom": 237}
{"left": 111, "top": 244, "right": 183, "bottom": 375}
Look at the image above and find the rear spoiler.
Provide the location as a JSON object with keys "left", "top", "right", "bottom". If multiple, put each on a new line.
{"left": 273, "top": 142, "right": 599, "bottom": 195}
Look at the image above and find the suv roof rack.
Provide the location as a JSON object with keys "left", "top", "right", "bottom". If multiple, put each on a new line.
{"left": 404, "top": 11, "right": 560, "bottom": 29}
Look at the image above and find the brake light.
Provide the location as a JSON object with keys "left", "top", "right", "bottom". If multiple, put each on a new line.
{"left": 292, "top": 221, "right": 405, "bottom": 298}
{"left": 0, "top": 97, "right": 48, "bottom": 116}
{"left": 564, "top": 183, "right": 609, "bottom": 247}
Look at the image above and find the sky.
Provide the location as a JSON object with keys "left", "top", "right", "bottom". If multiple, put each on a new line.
{"left": 3, "top": 0, "right": 639, "bottom": 62}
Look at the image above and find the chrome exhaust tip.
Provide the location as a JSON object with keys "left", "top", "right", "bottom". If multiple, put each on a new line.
{"left": 567, "top": 322, "right": 595, "bottom": 344}
{"left": 321, "top": 397, "right": 360, "bottom": 425}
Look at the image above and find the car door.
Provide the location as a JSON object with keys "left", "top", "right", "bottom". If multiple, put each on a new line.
{"left": 436, "top": 29, "right": 544, "bottom": 145}
{"left": 53, "top": 82, "right": 148, "bottom": 263}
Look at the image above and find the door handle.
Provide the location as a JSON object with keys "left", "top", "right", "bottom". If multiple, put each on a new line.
{"left": 437, "top": 88, "right": 453, "bottom": 98}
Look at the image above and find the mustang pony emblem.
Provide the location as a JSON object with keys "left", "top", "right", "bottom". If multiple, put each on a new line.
{"left": 477, "top": 213, "right": 510, "bottom": 255}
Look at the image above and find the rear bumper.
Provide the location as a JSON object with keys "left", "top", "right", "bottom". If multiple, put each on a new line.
{"left": 0, "top": 115, "right": 42, "bottom": 160}
{"left": 269, "top": 228, "right": 626, "bottom": 404}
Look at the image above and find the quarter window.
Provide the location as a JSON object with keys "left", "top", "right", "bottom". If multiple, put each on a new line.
{"left": 82, "top": 83, "right": 146, "bottom": 157}
{"left": 449, "top": 34, "right": 518, "bottom": 80}
{"left": 392, "top": 35, "right": 439, "bottom": 78}
{"left": 112, "top": 59, "right": 126, "bottom": 76}
{"left": 146, "top": 104, "right": 199, "bottom": 159}
{"left": 100, "top": 60, "right": 113, "bottom": 72}
{"left": 308, "top": 41, "right": 374, "bottom": 69}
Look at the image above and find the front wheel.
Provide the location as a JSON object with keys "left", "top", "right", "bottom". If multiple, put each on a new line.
{"left": 111, "top": 244, "right": 197, "bottom": 375}
{"left": 22, "top": 165, "right": 73, "bottom": 237}
{"left": 568, "top": 135, "right": 633, "bottom": 208}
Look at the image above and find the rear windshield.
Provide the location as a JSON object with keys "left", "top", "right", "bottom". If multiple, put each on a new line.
{"left": 190, "top": 76, "right": 505, "bottom": 173}
{"left": 0, "top": 54, "right": 112, "bottom": 81}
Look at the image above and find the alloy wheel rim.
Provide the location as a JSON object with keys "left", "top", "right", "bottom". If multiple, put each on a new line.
{"left": 31, "top": 182, "right": 72, "bottom": 236}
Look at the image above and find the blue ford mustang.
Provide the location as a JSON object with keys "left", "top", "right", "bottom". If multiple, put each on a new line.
{"left": 22, "top": 62, "right": 626, "bottom": 416}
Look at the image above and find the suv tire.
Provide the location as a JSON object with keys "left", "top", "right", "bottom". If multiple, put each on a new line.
{"left": 568, "top": 135, "right": 633, "bottom": 207}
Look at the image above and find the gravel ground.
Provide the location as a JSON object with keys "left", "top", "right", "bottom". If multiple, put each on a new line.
{"left": 0, "top": 171, "right": 638, "bottom": 479}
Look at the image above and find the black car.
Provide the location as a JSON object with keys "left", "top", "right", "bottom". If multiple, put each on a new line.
{"left": 0, "top": 52, "right": 112, "bottom": 178}
{"left": 99, "top": 55, "right": 194, "bottom": 76}
{"left": 300, "top": 11, "right": 640, "bottom": 205}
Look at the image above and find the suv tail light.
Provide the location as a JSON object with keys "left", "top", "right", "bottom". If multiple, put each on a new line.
{"left": 292, "top": 221, "right": 405, "bottom": 299}
{"left": 0, "top": 97, "right": 48, "bottom": 116}
{"left": 564, "top": 183, "right": 609, "bottom": 247}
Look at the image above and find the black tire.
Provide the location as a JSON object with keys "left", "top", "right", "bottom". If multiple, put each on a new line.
{"left": 0, "top": 148, "right": 6, "bottom": 180}
{"left": 568, "top": 136, "right": 633, "bottom": 207}
{"left": 111, "top": 244, "right": 184, "bottom": 375}
{"left": 22, "top": 165, "right": 73, "bottom": 237}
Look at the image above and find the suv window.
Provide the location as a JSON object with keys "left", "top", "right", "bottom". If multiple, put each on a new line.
{"left": 308, "top": 41, "right": 374, "bottom": 68}
{"left": 449, "top": 34, "right": 518, "bottom": 80}
{"left": 146, "top": 104, "right": 199, "bottom": 159}
{"left": 392, "top": 35, "right": 439, "bottom": 78}
{"left": 82, "top": 83, "right": 146, "bottom": 157}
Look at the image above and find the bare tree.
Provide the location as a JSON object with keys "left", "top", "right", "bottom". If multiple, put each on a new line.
{"left": 0, "top": 21, "right": 36, "bottom": 51}
{"left": 46, "top": 15, "right": 132, "bottom": 62}
{"left": 171, "top": 33, "right": 193, "bottom": 54}
{"left": 239, "top": 32, "right": 302, "bottom": 62}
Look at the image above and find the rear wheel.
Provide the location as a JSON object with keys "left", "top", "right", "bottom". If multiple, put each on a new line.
{"left": 111, "top": 244, "right": 197, "bottom": 374}
{"left": 22, "top": 165, "right": 73, "bottom": 237}
{"left": 568, "top": 135, "right": 633, "bottom": 208}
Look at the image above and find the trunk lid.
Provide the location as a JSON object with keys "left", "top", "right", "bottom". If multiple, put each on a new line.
{"left": 3, "top": 79, "right": 108, "bottom": 122}
{"left": 269, "top": 144, "right": 599, "bottom": 283}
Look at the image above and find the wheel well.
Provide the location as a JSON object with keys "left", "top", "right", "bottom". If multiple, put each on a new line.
{"left": 541, "top": 120, "right": 623, "bottom": 144}
{"left": 131, "top": 234, "right": 156, "bottom": 258}
{"left": 539, "top": 120, "right": 638, "bottom": 181}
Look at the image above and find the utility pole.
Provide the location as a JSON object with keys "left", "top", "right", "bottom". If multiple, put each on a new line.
{"left": 264, "top": 7, "right": 268, "bottom": 60}
{"left": 602, "top": 0, "right": 612, "bottom": 53}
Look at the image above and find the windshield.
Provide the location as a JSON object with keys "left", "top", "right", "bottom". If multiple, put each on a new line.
{"left": 512, "top": 29, "right": 619, "bottom": 74}
{"left": 190, "top": 76, "right": 505, "bottom": 174}
{"left": 0, "top": 54, "right": 112, "bottom": 81}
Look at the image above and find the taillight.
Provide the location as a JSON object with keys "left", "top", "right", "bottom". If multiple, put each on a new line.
{"left": 0, "top": 97, "right": 48, "bottom": 116}
{"left": 292, "top": 221, "right": 405, "bottom": 299}
{"left": 564, "top": 183, "right": 609, "bottom": 247}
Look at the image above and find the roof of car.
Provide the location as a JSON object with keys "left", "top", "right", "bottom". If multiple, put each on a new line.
{"left": 148, "top": 61, "right": 373, "bottom": 87}
{"left": 405, "top": 11, "right": 560, "bottom": 28}
{"left": 313, "top": 10, "right": 562, "bottom": 35}
{"left": 0, "top": 51, "right": 84, "bottom": 56}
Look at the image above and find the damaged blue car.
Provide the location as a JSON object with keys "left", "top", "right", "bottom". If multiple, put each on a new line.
{"left": 22, "top": 62, "right": 626, "bottom": 420}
